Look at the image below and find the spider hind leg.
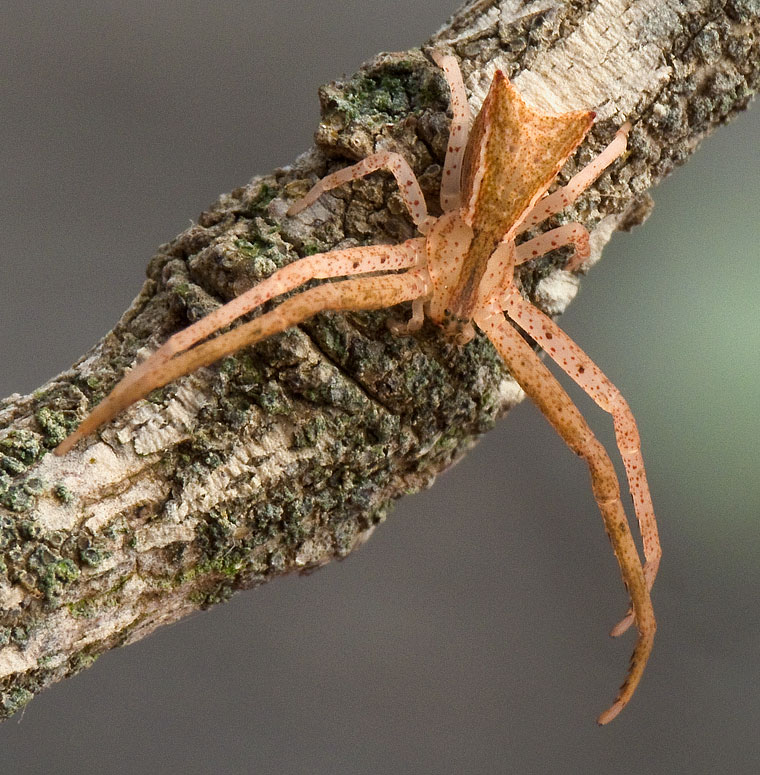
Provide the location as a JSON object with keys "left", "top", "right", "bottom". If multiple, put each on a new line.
{"left": 517, "top": 122, "right": 631, "bottom": 234}
{"left": 287, "top": 151, "right": 434, "bottom": 233}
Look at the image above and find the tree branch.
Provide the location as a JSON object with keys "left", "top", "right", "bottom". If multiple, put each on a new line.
{"left": 0, "top": 0, "right": 757, "bottom": 719}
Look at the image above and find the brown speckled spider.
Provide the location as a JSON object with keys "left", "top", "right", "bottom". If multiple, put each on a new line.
{"left": 56, "top": 52, "right": 661, "bottom": 724}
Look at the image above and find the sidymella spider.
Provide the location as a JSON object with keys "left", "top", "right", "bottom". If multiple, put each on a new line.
{"left": 55, "top": 51, "right": 661, "bottom": 724}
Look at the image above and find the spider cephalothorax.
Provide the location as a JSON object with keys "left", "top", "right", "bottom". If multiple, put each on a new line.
{"left": 56, "top": 52, "right": 660, "bottom": 724}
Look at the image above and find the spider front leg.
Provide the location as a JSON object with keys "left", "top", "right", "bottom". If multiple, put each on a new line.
{"left": 474, "top": 304, "right": 655, "bottom": 725}
{"left": 101, "top": 270, "right": 430, "bottom": 405}
{"left": 287, "top": 151, "right": 434, "bottom": 234}
{"left": 502, "top": 286, "right": 661, "bottom": 636}
{"left": 55, "top": 238, "right": 424, "bottom": 455}
{"left": 517, "top": 122, "right": 631, "bottom": 235}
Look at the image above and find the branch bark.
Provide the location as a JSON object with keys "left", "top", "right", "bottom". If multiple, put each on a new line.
{"left": 0, "top": 0, "right": 757, "bottom": 719}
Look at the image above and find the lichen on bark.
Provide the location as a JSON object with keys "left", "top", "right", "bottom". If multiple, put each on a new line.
{"left": 0, "top": 0, "right": 757, "bottom": 720}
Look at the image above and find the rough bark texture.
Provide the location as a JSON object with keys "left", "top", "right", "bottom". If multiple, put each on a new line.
{"left": 0, "top": 0, "right": 757, "bottom": 719}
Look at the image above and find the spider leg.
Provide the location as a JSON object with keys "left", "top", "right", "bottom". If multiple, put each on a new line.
{"left": 516, "top": 122, "right": 631, "bottom": 233}
{"left": 388, "top": 297, "right": 426, "bottom": 335}
{"left": 430, "top": 51, "right": 471, "bottom": 212}
{"left": 287, "top": 152, "right": 434, "bottom": 234}
{"left": 55, "top": 239, "right": 424, "bottom": 455}
{"left": 502, "top": 286, "right": 660, "bottom": 636}
{"left": 515, "top": 223, "right": 590, "bottom": 270}
{"left": 474, "top": 304, "right": 655, "bottom": 725}
{"left": 95, "top": 270, "right": 428, "bottom": 419}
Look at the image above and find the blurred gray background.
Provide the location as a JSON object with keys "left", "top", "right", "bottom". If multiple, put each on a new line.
{"left": 1, "top": 1, "right": 758, "bottom": 773}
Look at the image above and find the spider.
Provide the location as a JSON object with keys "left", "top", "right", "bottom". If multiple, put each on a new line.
{"left": 55, "top": 51, "right": 660, "bottom": 724}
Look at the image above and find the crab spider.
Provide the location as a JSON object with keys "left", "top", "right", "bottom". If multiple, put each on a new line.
{"left": 55, "top": 52, "right": 661, "bottom": 724}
